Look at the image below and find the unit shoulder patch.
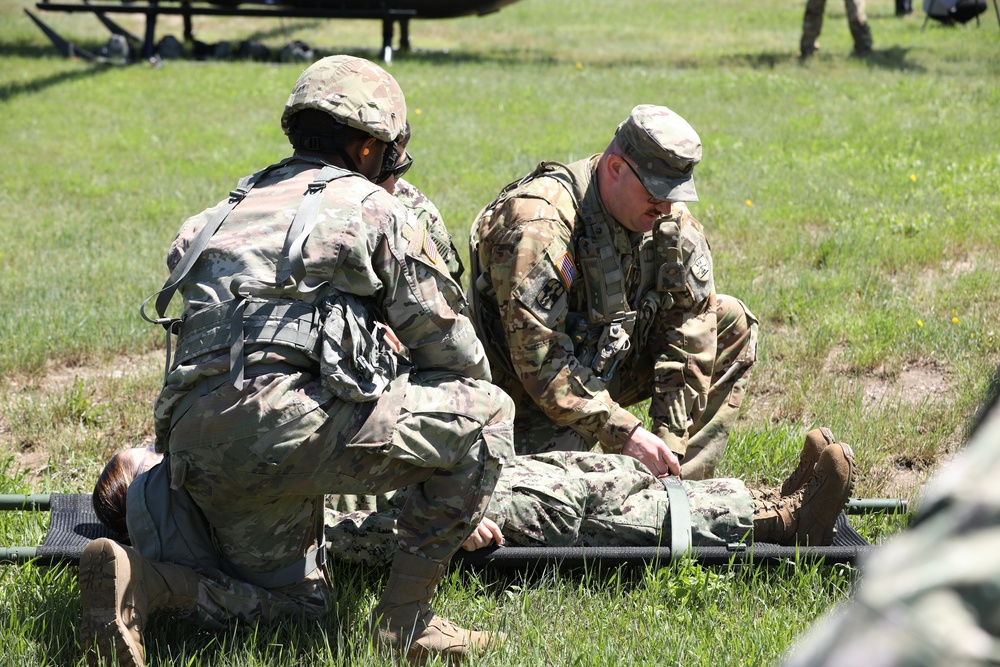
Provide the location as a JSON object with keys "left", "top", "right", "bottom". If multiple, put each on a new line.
{"left": 535, "top": 278, "right": 566, "bottom": 311}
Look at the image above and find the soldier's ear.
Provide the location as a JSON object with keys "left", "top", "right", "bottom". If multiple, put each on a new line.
{"left": 607, "top": 154, "right": 629, "bottom": 184}
{"left": 353, "top": 137, "right": 382, "bottom": 179}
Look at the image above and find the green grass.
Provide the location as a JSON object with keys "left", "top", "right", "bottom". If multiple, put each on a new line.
{"left": 2, "top": 0, "right": 1000, "bottom": 664}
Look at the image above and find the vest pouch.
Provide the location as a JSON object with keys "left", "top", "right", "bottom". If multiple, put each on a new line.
{"left": 320, "top": 293, "right": 397, "bottom": 402}
{"left": 173, "top": 298, "right": 322, "bottom": 369}
{"left": 654, "top": 219, "right": 687, "bottom": 295}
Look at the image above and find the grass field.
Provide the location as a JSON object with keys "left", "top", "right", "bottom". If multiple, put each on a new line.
{"left": 2, "top": 0, "right": 1000, "bottom": 664}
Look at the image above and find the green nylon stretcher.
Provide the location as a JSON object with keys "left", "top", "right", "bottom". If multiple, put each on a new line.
{"left": 0, "top": 494, "right": 907, "bottom": 569}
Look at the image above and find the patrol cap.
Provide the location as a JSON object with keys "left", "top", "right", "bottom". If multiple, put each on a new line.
{"left": 281, "top": 55, "right": 406, "bottom": 143}
{"left": 614, "top": 104, "right": 702, "bottom": 202}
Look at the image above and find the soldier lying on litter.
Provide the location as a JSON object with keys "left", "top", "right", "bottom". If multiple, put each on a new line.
{"left": 94, "top": 428, "right": 855, "bottom": 573}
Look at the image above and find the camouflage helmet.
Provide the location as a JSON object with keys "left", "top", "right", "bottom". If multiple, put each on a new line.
{"left": 281, "top": 55, "right": 406, "bottom": 143}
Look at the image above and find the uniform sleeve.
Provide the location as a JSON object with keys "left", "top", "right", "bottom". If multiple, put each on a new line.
{"left": 375, "top": 198, "right": 491, "bottom": 380}
{"left": 395, "top": 178, "right": 464, "bottom": 284}
{"left": 486, "top": 195, "right": 641, "bottom": 452}
{"left": 647, "top": 205, "right": 718, "bottom": 454}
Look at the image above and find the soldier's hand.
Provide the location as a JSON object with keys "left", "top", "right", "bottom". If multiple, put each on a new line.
{"left": 375, "top": 322, "right": 403, "bottom": 354}
{"left": 622, "top": 426, "right": 682, "bottom": 478}
{"left": 461, "top": 517, "right": 504, "bottom": 551}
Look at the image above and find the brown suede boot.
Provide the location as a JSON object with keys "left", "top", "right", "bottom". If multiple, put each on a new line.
{"left": 779, "top": 427, "right": 836, "bottom": 496}
{"left": 79, "top": 538, "right": 200, "bottom": 667}
{"left": 751, "top": 441, "right": 855, "bottom": 546}
{"left": 751, "top": 427, "right": 837, "bottom": 503}
{"left": 371, "top": 550, "right": 498, "bottom": 664}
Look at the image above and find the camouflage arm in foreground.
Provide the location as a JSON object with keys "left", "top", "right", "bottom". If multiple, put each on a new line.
{"left": 781, "top": 395, "right": 1000, "bottom": 667}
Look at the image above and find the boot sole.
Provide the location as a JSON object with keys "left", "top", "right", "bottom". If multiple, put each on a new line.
{"left": 79, "top": 539, "right": 144, "bottom": 667}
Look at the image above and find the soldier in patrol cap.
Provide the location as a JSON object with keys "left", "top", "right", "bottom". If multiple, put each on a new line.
{"left": 469, "top": 104, "right": 757, "bottom": 481}
{"left": 79, "top": 55, "right": 514, "bottom": 666}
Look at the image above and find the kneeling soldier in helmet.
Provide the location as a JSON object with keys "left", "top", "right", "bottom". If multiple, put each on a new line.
{"left": 79, "top": 55, "right": 514, "bottom": 666}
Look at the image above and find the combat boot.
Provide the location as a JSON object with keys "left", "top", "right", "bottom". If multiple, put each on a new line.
{"left": 751, "top": 427, "right": 836, "bottom": 503}
{"left": 779, "top": 427, "right": 836, "bottom": 496}
{"left": 79, "top": 537, "right": 200, "bottom": 667}
{"left": 751, "top": 442, "right": 855, "bottom": 546}
{"left": 371, "top": 550, "right": 498, "bottom": 664}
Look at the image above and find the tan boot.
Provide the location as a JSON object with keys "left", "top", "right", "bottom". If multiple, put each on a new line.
{"left": 79, "top": 537, "right": 200, "bottom": 667}
{"left": 749, "top": 428, "right": 836, "bottom": 503}
{"left": 779, "top": 427, "right": 836, "bottom": 496}
{"left": 751, "top": 441, "right": 855, "bottom": 546}
{"left": 372, "top": 550, "right": 498, "bottom": 664}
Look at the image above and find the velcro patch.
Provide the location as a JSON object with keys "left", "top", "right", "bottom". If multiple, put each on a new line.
{"left": 692, "top": 254, "right": 711, "bottom": 281}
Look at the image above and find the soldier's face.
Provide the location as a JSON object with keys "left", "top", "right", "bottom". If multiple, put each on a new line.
{"left": 607, "top": 155, "right": 674, "bottom": 233}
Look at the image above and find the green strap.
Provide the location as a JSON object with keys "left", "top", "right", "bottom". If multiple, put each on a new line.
{"left": 661, "top": 475, "right": 692, "bottom": 561}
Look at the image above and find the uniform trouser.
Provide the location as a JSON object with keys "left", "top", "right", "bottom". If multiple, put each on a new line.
{"left": 801, "top": 0, "right": 872, "bottom": 53}
{"left": 673, "top": 294, "right": 757, "bottom": 480}
{"left": 323, "top": 451, "right": 754, "bottom": 562}
{"left": 511, "top": 294, "right": 756, "bottom": 481}
{"left": 169, "top": 371, "right": 514, "bottom": 628}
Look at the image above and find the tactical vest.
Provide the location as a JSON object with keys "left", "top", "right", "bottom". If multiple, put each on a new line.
{"left": 470, "top": 159, "right": 663, "bottom": 384}
{"left": 139, "top": 157, "right": 398, "bottom": 589}
{"left": 141, "top": 156, "right": 396, "bottom": 402}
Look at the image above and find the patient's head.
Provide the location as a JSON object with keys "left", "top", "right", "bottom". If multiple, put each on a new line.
{"left": 92, "top": 446, "right": 163, "bottom": 540}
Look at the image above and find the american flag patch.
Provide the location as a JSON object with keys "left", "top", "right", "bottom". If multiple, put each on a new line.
{"left": 555, "top": 251, "right": 576, "bottom": 288}
{"left": 423, "top": 229, "right": 440, "bottom": 264}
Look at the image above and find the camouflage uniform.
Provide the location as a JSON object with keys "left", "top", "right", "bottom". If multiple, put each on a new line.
{"left": 469, "top": 106, "right": 757, "bottom": 479}
{"left": 393, "top": 177, "right": 465, "bottom": 284}
{"left": 324, "top": 451, "right": 753, "bottom": 563}
{"left": 127, "top": 462, "right": 320, "bottom": 627}
{"left": 800, "top": 0, "right": 873, "bottom": 57}
{"left": 146, "top": 59, "right": 514, "bottom": 627}
{"left": 781, "top": 392, "right": 1000, "bottom": 667}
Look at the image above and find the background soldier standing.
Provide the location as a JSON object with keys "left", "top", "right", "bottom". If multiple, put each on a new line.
{"left": 800, "top": 0, "right": 874, "bottom": 58}
{"left": 79, "top": 55, "right": 514, "bottom": 666}
{"left": 469, "top": 105, "right": 757, "bottom": 481}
